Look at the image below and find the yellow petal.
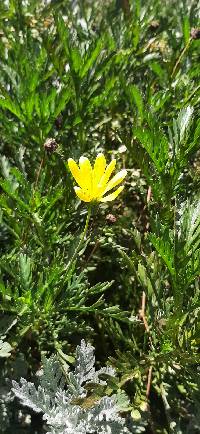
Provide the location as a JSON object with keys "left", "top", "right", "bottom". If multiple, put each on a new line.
{"left": 99, "top": 159, "right": 116, "bottom": 190}
{"left": 100, "top": 185, "right": 124, "bottom": 202}
{"left": 93, "top": 153, "right": 106, "bottom": 184}
{"left": 68, "top": 158, "right": 82, "bottom": 186}
{"left": 74, "top": 187, "right": 92, "bottom": 202}
{"left": 104, "top": 169, "right": 127, "bottom": 193}
{"left": 79, "top": 157, "right": 93, "bottom": 194}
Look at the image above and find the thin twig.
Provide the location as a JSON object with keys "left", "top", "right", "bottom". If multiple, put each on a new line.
{"left": 146, "top": 186, "right": 152, "bottom": 204}
{"left": 139, "top": 291, "right": 150, "bottom": 333}
{"left": 146, "top": 366, "right": 153, "bottom": 398}
{"left": 139, "top": 291, "right": 153, "bottom": 397}
{"left": 171, "top": 38, "right": 191, "bottom": 78}
{"left": 85, "top": 239, "right": 100, "bottom": 265}
{"left": 33, "top": 156, "right": 45, "bottom": 194}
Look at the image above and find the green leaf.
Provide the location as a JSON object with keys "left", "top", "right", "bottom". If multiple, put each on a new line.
{"left": 19, "top": 254, "right": 32, "bottom": 291}
{"left": 80, "top": 38, "right": 104, "bottom": 78}
{"left": 0, "top": 95, "right": 24, "bottom": 121}
{"left": 129, "top": 84, "right": 144, "bottom": 121}
{"left": 134, "top": 124, "right": 169, "bottom": 174}
{"left": 71, "top": 47, "right": 82, "bottom": 74}
{"left": 137, "top": 263, "right": 153, "bottom": 296}
{"left": 149, "top": 233, "right": 175, "bottom": 276}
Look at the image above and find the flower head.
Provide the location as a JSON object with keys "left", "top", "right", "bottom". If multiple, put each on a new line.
{"left": 68, "top": 153, "right": 127, "bottom": 203}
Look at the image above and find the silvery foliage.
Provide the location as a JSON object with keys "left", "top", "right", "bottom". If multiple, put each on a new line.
{"left": 0, "top": 383, "right": 12, "bottom": 432}
{"left": 12, "top": 340, "right": 131, "bottom": 434}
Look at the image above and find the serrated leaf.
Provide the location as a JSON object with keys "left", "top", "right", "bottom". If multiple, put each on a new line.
{"left": 149, "top": 233, "right": 175, "bottom": 276}
{"left": 80, "top": 38, "right": 104, "bottom": 78}
{"left": 129, "top": 84, "right": 144, "bottom": 121}
{"left": 134, "top": 125, "right": 169, "bottom": 174}
{"left": 13, "top": 341, "right": 130, "bottom": 433}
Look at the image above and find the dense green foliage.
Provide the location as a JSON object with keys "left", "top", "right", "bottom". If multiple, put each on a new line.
{"left": 0, "top": 0, "right": 200, "bottom": 432}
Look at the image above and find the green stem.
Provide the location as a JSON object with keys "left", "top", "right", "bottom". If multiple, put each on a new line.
{"left": 66, "top": 206, "right": 91, "bottom": 272}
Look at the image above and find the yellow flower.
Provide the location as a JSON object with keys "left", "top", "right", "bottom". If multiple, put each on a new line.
{"left": 68, "top": 153, "right": 127, "bottom": 203}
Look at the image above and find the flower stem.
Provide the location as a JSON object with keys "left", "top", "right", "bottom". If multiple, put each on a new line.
{"left": 66, "top": 206, "right": 91, "bottom": 272}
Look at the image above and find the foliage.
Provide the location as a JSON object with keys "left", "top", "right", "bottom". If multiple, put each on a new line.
{"left": 0, "top": 0, "right": 200, "bottom": 432}
{"left": 12, "top": 340, "right": 132, "bottom": 434}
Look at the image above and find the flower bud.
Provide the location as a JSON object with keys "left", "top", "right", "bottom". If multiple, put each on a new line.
{"left": 44, "top": 138, "right": 58, "bottom": 154}
{"left": 191, "top": 28, "right": 200, "bottom": 39}
{"left": 106, "top": 214, "right": 117, "bottom": 224}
